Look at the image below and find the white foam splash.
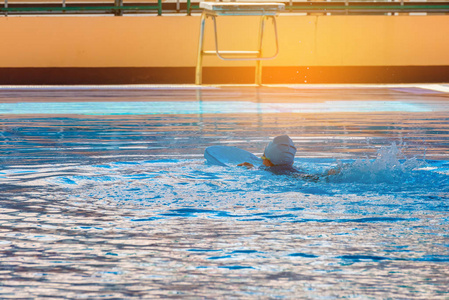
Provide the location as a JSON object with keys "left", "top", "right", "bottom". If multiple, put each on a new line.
{"left": 333, "top": 143, "right": 426, "bottom": 184}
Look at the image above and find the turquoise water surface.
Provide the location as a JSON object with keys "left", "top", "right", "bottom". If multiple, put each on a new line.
{"left": 1, "top": 86, "right": 448, "bottom": 298}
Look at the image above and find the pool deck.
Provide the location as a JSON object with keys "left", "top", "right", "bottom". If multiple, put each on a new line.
{"left": 0, "top": 84, "right": 448, "bottom": 106}
{"left": 0, "top": 83, "right": 448, "bottom": 90}
{"left": 1, "top": 84, "right": 448, "bottom": 90}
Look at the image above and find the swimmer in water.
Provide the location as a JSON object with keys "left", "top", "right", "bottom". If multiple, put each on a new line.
{"left": 237, "top": 135, "right": 339, "bottom": 179}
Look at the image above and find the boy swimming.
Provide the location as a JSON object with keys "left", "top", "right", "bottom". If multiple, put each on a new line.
{"left": 238, "top": 135, "right": 339, "bottom": 179}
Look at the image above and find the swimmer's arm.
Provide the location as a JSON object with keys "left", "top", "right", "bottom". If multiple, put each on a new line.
{"left": 327, "top": 168, "right": 339, "bottom": 175}
{"left": 295, "top": 166, "right": 342, "bottom": 181}
{"left": 326, "top": 165, "right": 342, "bottom": 176}
{"left": 237, "top": 162, "right": 254, "bottom": 169}
{"left": 291, "top": 172, "right": 320, "bottom": 182}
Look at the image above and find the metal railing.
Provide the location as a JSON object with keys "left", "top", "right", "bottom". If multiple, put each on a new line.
{"left": 2, "top": 0, "right": 170, "bottom": 16}
{"left": 2, "top": 0, "right": 449, "bottom": 16}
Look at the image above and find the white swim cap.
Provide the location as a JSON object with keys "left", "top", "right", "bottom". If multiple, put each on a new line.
{"left": 263, "top": 135, "right": 297, "bottom": 166}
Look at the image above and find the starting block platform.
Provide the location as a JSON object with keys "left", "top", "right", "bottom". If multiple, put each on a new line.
{"left": 195, "top": 2, "right": 285, "bottom": 85}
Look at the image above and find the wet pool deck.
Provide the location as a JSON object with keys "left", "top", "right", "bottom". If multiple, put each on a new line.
{"left": 0, "top": 84, "right": 448, "bottom": 106}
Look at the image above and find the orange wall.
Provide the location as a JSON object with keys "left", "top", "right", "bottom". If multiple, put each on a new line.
{"left": 0, "top": 14, "right": 448, "bottom": 67}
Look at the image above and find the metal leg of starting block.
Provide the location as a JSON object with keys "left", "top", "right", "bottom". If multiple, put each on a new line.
{"left": 195, "top": 12, "right": 207, "bottom": 85}
{"left": 256, "top": 15, "right": 266, "bottom": 86}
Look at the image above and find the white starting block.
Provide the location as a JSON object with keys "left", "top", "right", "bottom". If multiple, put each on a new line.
{"left": 195, "top": 2, "right": 285, "bottom": 85}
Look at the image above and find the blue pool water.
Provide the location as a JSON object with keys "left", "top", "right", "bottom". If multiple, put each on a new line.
{"left": 1, "top": 86, "right": 448, "bottom": 298}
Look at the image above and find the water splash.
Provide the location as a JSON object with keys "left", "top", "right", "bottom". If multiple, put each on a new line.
{"left": 331, "top": 143, "right": 427, "bottom": 184}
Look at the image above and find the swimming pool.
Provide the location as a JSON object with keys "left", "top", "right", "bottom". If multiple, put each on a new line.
{"left": 1, "top": 85, "right": 448, "bottom": 298}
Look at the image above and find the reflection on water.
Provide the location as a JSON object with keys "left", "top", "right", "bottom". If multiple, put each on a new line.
{"left": 1, "top": 86, "right": 449, "bottom": 298}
